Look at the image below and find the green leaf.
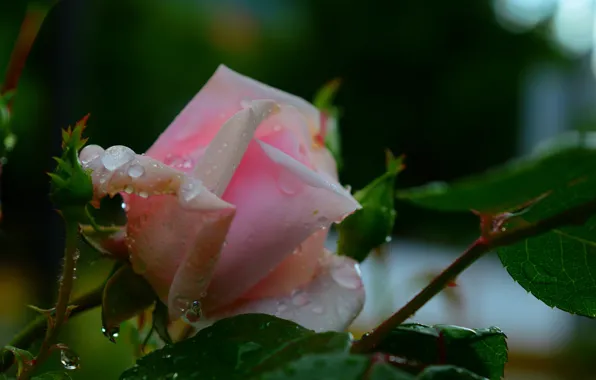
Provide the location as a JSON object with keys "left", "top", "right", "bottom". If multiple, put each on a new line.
{"left": 417, "top": 365, "right": 487, "bottom": 380}
{"left": 1, "top": 346, "right": 33, "bottom": 377}
{"left": 498, "top": 172, "right": 596, "bottom": 317}
{"left": 119, "top": 314, "right": 348, "bottom": 380}
{"left": 375, "top": 324, "right": 507, "bottom": 380}
{"left": 33, "top": 372, "right": 73, "bottom": 380}
{"left": 396, "top": 136, "right": 596, "bottom": 213}
{"left": 337, "top": 152, "right": 403, "bottom": 262}
{"left": 102, "top": 264, "right": 156, "bottom": 342}
{"left": 369, "top": 363, "right": 416, "bottom": 380}
{"left": 252, "top": 353, "right": 369, "bottom": 380}
{"left": 251, "top": 332, "right": 352, "bottom": 374}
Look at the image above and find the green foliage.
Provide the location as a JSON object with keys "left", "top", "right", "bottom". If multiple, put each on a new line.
{"left": 417, "top": 366, "right": 487, "bottom": 380}
{"left": 498, "top": 173, "right": 596, "bottom": 317}
{"left": 368, "top": 363, "right": 415, "bottom": 380}
{"left": 48, "top": 115, "right": 94, "bottom": 220}
{"left": 396, "top": 139, "right": 596, "bottom": 213}
{"left": 102, "top": 265, "right": 156, "bottom": 342}
{"left": 32, "top": 372, "right": 73, "bottom": 379}
{"left": 252, "top": 353, "right": 369, "bottom": 380}
{"left": 119, "top": 314, "right": 320, "bottom": 380}
{"left": 119, "top": 315, "right": 491, "bottom": 380}
{"left": 374, "top": 324, "right": 507, "bottom": 380}
{"left": 337, "top": 152, "right": 403, "bottom": 262}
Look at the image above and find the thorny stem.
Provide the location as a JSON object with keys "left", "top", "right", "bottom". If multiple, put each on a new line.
{"left": 351, "top": 196, "right": 596, "bottom": 354}
{"left": 18, "top": 221, "right": 78, "bottom": 379}
{"left": 0, "top": 283, "right": 104, "bottom": 373}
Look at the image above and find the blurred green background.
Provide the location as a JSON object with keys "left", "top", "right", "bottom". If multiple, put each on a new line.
{"left": 2, "top": 0, "right": 596, "bottom": 378}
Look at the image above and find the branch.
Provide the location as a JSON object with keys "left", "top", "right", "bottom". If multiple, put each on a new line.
{"left": 351, "top": 196, "right": 596, "bottom": 354}
{"left": 0, "top": 283, "right": 104, "bottom": 373}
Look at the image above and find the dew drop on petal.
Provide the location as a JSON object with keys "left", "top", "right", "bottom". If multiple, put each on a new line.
{"left": 181, "top": 300, "right": 202, "bottom": 324}
{"left": 124, "top": 185, "right": 134, "bottom": 194}
{"left": 291, "top": 290, "right": 310, "bottom": 307}
{"left": 60, "top": 348, "right": 80, "bottom": 370}
{"left": 277, "top": 171, "right": 302, "bottom": 196}
{"left": 180, "top": 178, "right": 203, "bottom": 203}
{"left": 138, "top": 191, "right": 149, "bottom": 198}
{"left": 101, "top": 145, "right": 135, "bottom": 171}
{"left": 79, "top": 144, "right": 103, "bottom": 165}
{"left": 330, "top": 262, "right": 362, "bottom": 290}
{"left": 127, "top": 164, "right": 145, "bottom": 178}
{"left": 312, "top": 305, "right": 324, "bottom": 314}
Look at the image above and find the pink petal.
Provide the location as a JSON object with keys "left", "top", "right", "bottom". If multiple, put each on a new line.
{"left": 201, "top": 140, "right": 360, "bottom": 312}
{"left": 146, "top": 65, "right": 321, "bottom": 163}
{"left": 193, "top": 100, "right": 280, "bottom": 195}
{"left": 242, "top": 230, "right": 328, "bottom": 299}
{"left": 79, "top": 144, "right": 235, "bottom": 320}
{"left": 207, "top": 251, "right": 365, "bottom": 332}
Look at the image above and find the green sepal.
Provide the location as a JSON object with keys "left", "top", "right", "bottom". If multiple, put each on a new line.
{"left": 336, "top": 151, "right": 404, "bottom": 262}
{"left": 48, "top": 115, "right": 94, "bottom": 221}
{"left": 313, "top": 79, "right": 343, "bottom": 171}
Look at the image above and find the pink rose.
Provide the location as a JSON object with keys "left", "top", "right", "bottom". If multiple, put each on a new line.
{"left": 80, "top": 65, "right": 364, "bottom": 332}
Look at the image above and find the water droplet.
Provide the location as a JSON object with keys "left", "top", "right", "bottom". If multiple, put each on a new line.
{"left": 291, "top": 291, "right": 310, "bottom": 307}
{"left": 127, "top": 164, "right": 145, "bottom": 178}
{"left": 124, "top": 185, "right": 134, "bottom": 194}
{"left": 240, "top": 99, "right": 251, "bottom": 108}
{"left": 330, "top": 262, "right": 362, "bottom": 290}
{"left": 101, "top": 145, "right": 135, "bottom": 171}
{"left": 60, "top": 348, "right": 80, "bottom": 370}
{"left": 273, "top": 124, "right": 282, "bottom": 131}
{"left": 312, "top": 305, "right": 324, "bottom": 314}
{"left": 80, "top": 145, "right": 103, "bottom": 165}
{"left": 121, "top": 202, "right": 129, "bottom": 211}
{"left": 385, "top": 236, "right": 392, "bottom": 243}
{"left": 138, "top": 191, "right": 149, "bottom": 198}
{"left": 182, "top": 159, "right": 193, "bottom": 169}
{"left": 277, "top": 171, "right": 301, "bottom": 195}
{"left": 102, "top": 325, "right": 120, "bottom": 343}
{"left": 182, "top": 300, "right": 202, "bottom": 323}
{"left": 180, "top": 178, "right": 203, "bottom": 203}
{"left": 223, "top": 143, "right": 228, "bottom": 148}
